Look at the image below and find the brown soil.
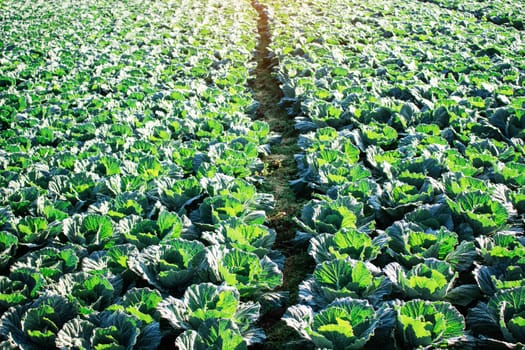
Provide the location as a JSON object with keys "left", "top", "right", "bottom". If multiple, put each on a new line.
{"left": 249, "top": 1, "right": 315, "bottom": 349}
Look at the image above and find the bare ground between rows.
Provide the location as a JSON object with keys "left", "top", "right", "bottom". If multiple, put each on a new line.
{"left": 249, "top": 1, "right": 315, "bottom": 349}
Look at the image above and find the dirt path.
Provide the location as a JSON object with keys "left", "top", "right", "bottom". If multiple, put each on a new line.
{"left": 249, "top": 1, "right": 315, "bottom": 348}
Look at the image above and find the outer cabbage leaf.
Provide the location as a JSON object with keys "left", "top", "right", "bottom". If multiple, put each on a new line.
{"left": 0, "top": 232, "right": 17, "bottom": 270}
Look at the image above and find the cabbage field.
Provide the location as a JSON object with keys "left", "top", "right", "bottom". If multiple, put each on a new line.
{"left": 0, "top": 0, "right": 524, "bottom": 349}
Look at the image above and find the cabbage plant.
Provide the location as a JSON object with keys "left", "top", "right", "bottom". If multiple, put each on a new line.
{"left": 296, "top": 196, "right": 375, "bottom": 240}
{"left": 475, "top": 233, "right": 525, "bottom": 296}
{"left": 106, "top": 287, "right": 163, "bottom": 324}
{"left": 308, "top": 228, "right": 387, "bottom": 264}
{"left": 477, "top": 233, "right": 525, "bottom": 267}
{"left": 61, "top": 214, "right": 115, "bottom": 252}
{"left": 157, "top": 177, "right": 203, "bottom": 212}
{"left": 385, "top": 222, "right": 476, "bottom": 270}
{"left": 0, "top": 295, "right": 77, "bottom": 350}
{"left": 117, "top": 211, "right": 184, "bottom": 249}
{"left": 203, "top": 247, "right": 283, "bottom": 300}
{"left": 373, "top": 179, "right": 435, "bottom": 218}
{"left": 193, "top": 195, "right": 267, "bottom": 231}
{"left": 283, "top": 298, "right": 386, "bottom": 349}
{"left": 11, "top": 246, "right": 82, "bottom": 282}
{"left": 50, "top": 272, "right": 122, "bottom": 315}
{"left": 159, "top": 283, "right": 264, "bottom": 345}
{"left": 385, "top": 259, "right": 478, "bottom": 305}
{"left": 0, "top": 269, "right": 46, "bottom": 313}
{"left": 511, "top": 188, "right": 525, "bottom": 214}
{"left": 201, "top": 218, "right": 282, "bottom": 265}
{"left": 299, "top": 258, "right": 391, "bottom": 307}
{"left": 13, "top": 216, "right": 61, "bottom": 247}
{"left": 129, "top": 239, "right": 205, "bottom": 292}
{"left": 468, "top": 287, "right": 525, "bottom": 343}
{"left": 395, "top": 299, "right": 466, "bottom": 348}
{"left": 446, "top": 191, "right": 509, "bottom": 236}
{"left": 56, "top": 310, "right": 160, "bottom": 350}
{"left": 175, "top": 319, "right": 249, "bottom": 350}
{"left": 82, "top": 244, "right": 139, "bottom": 280}
{"left": 475, "top": 263, "right": 525, "bottom": 296}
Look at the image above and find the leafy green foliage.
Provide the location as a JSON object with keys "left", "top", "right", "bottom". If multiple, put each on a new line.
{"left": 0, "top": 295, "right": 77, "bottom": 350}
{"left": 106, "top": 287, "right": 163, "bottom": 324}
{"left": 62, "top": 214, "right": 115, "bottom": 252}
{"left": 175, "top": 319, "right": 248, "bottom": 350}
{"left": 51, "top": 272, "right": 122, "bottom": 315}
{"left": 283, "top": 298, "right": 386, "bottom": 349}
{"left": 384, "top": 259, "right": 477, "bottom": 304}
{"left": 296, "top": 196, "right": 375, "bottom": 239}
{"left": 309, "top": 229, "right": 387, "bottom": 264}
{"left": 395, "top": 299, "right": 465, "bottom": 348}
{"left": 468, "top": 287, "right": 525, "bottom": 343}
{"left": 12, "top": 246, "right": 81, "bottom": 282}
{"left": 159, "top": 283, "right": 264, "bottom": 345}
{"left": 385, "top": 222, "right": 476, "bottom": 270}
{"left": 446, "top": 191, "right": 509, "bottom": 236}
{"left": 299, "top": 259, "right": 391, "bottom": 307}
{"left": 204, "top": 247, "right": 283, "bottom": 299}
{"left": 0, "top": 232, "right": 18, "bottom": 270}
{"left": 118, "top": 211, "right": 184, "bottom": 249}
{"left": 56, "top": 311, "right": 160, "bottom": 350}
{"left": 129, "top": 239, "right": 206, "bottom": 292}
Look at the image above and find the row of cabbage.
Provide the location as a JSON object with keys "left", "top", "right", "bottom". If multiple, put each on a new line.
{"left": 417, "top": 0, "right": 524, "bottom": 30}
{"left": 0, "top": 0, "right": 282, "bottom": 348}
{"left": 261, "top": 0, "right": 525, "bottom": 348}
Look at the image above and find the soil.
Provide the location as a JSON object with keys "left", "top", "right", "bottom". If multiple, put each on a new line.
{"left": 249, "top": 1, "right": 315, "bottom": 348}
